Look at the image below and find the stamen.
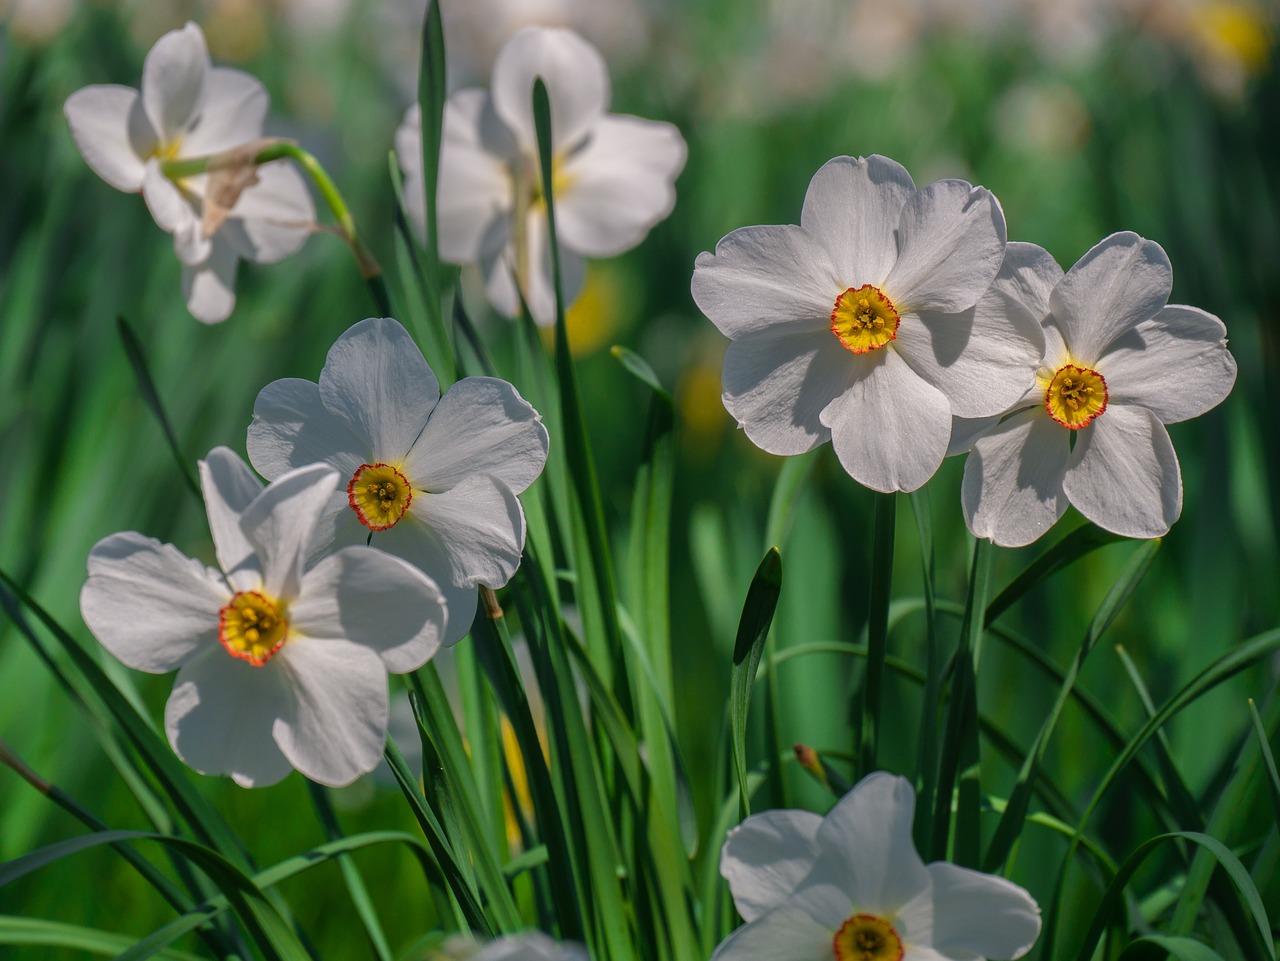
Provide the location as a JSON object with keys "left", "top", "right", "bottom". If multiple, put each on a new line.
{"left": 832, "top": 914, "right": 904, "bottom": 961}
{"left": 830, "top": 285, "right": 900, "bottom": 354}
{"left": 347, "top": 463, "right": 413, "bottom": 530}
{"left": 218, "top": 591, "right": 288, "bottom": 666}
{"left": 1045, "top": 363, "right": 1108, "bottom": 429}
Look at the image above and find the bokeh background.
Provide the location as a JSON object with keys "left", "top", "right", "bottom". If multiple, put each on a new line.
{"left": 2, "top": 0, "right": 1278, "bottom": 956}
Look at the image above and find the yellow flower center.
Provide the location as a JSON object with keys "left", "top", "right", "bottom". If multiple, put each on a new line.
{"left": 218, "top": 591, "right": 288, "bottom": 666}
{"left": 1045, "top": 363, "right": 1108, "bottom": 429}
{"left": 347, "top": 463, "right": 413, "bottom": 531}
{"left": 830, "top": 285, "right": 901, "bottom": 354}
{"left": 833, "top": 914, "right": 904, "bottom": 961}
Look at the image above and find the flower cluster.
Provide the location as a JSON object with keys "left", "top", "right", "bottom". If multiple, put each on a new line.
{"left": 81, "top": 318, "right": 547, "bottom": 786}
{"left": 64, "top": 22, "right": 314, "bottom": 323}
{"left": 398, "top": 26, "right": 687, "bottom": 325}
{"left": 692, "top": 154, "right": 1236, "bottom": 543}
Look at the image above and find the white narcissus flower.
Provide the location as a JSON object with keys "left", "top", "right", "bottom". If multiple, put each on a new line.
{"left": 396, "top": 25, "right": 687, "bottom": 325}
{"left": 715, "top": 772, "right": 1041, "bottom": 961}
{"left": 958, "top": 235, "right": 1237, "bottom": 546}
{"left": 692, "top": 155, "right": 1032, "bottom": 493}
{"left": 79, "top": 447, "right": 447, "bottom": 788}
{"left": 247, "top": 317, "right": 549, "bottom": 645}
{"left": 63, "top": 21, "right": 314, "bottom": 323}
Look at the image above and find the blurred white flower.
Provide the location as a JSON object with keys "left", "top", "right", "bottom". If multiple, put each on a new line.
{"left": 397, "top": 25, "right": 686, "bottom": 325}
{"left": 959, "top": 235, "right": 1237, "bottom": 546}
{"left": 247, "top": 317, "right": 549, "bottom": 644}
{"left": 79, "top": 447, "right": 446, "bottom": 787}
{"left": 714, "top": 772, "right": 1041, "bottom": 961}
{"left": 691, "top": 154, "right": 1028, "bottom": 493}
{"left": 63, "top": 21, "right": 314, "bottom": 323}
{"left": 434, "top": 932, "right": 589, "bottom": 961}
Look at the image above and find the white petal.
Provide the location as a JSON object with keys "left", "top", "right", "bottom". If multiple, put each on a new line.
{"left": 722, "top": 331, "right": 852, "bottom": 455}
{"left": 164, "top": 646, "right": 294, "bottom": 787}
{"left": 896, "top": 862, "right": 1041, "bottom": 960}
{"left": 142, "top": 159, "right": 206, "bottom": 263}
{"left": 198, "top": 446, "right": 264, "bottom": 579}
{"left": 141, "top": 22, "right": 208, "bottom": 145}
{"left": 799, "top": 773, "right": 930, "bottom": 918}
{"left": 491, "top": 26, "right": 608, "bottom": 154}
{"left": 237, "top": 463, "right": 340, "bottom": 600}
{"left": 429, "top": 91, "right": 518, "bottom": 261}
{"left": 691, "top": 224, "right": 840, "bottom": 341}
{"left": 63, "top": 85, "right": 153, "bottom": 192}
{"left": 80, "top": 532, "right": 227, "bottom": 673}
{"left": 822, "top": 348, "right": 952, "bottom": 493}
{"left": 1063, "top": 405, "right": 1182, "bottom": 538}
{"left": 292, "top": 546, "right": 446, "bottom": 674}
{"left": 555, "top": 114, "right": 686, "bottom": 257}
{"left": 221, "top": 162, "right": 314, "bottom": 264}
{"left": 1048, "top": 232, "right": 1172, "bottom": 365}
{"left": 883, "top": 180, "right": 1006, "bottom": 314}
{"left": 947, "top": 414, "right": 1001, "bottom": 457}
{"left": 720, "top": 809, "right": 823, "bottom": 923}
{"left": 181, "top": 237, "right": 239, "bottom": 324}
{"left": 984, "top": 241, "right": 1063, "bottom": 327}
{"left": 962, "top": 409, "right": 1070, "bottom": 548}
{"left": 273, "top": 639, "right": 390, "bottom": 787}
{"left": 318, "top": 317, "right": 441, "bottom": 460}
{"left": 406, "top": 475, "right": 525, "bottom": 589}
{"left": 248, "top": 377, "right": 368, "bottom": 481}
{"left": 710, "top": 907, "right": 834, "bottom": 961}
{"left": 1096, "top": 305, "right": 1237, "bottom": 424}
{"left": 180, "top": 66, "right": 267, "bottom": 155}
{"left": 893, "top": 303, "right": 1041, "bottom": 419}
{"left": 406, "top": 377, "right": 549, "bottom": 494}
{"left": 800, "top": 155, "right": 915, "bottom": 288}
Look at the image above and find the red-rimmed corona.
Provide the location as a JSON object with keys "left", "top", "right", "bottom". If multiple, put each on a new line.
{"left": 830, "top": 285, "right": 900, "bottom": 354}
{"left": 347, "top": 462, "right": 413, "bottom": 530}
{"left": 832, "top": 914, "right": 903, "bottom": 961}
{"left": 1044, "top": 363, "right": 1107, "bottom": 429}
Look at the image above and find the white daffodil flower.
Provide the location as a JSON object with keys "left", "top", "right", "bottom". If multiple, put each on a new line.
{"left": 63, "top": 21, "right": 314, "bottom": 323}
{"left": 958, "top": 235, "right": 1237, "bottom": 546}
{"left": 396, "top": 25, "right": 686, "bottom": 325}
{"left": 714, "top": 772, "right": 1041, "bottom": 961}
{"left": 247, "top": 317, "right": 549, "bottom": 645}
{"left": 79, "top": 447, "right": 447, "bottom": 788}
{"left": 691, "top": 154, "right": 1031, "bottom": 493}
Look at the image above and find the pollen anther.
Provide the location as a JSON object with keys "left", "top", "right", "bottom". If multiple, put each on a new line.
{"left": 348, "top": 463, "right": 413, "bottom": 530}
{"left": 218, "top": 591, "right": 288, "bottom": 666}
{"left": 1046, "top": 363, "right": 1108, "bottom": 429}
{"left": 831, "top": 285, "right": 900, "bottom": 354}
{"left": 833, "top": 914, "right": 904, "bottom": 961}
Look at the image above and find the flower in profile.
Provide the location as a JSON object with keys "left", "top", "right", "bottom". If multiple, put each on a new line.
{"left": 247, "top": 317, "right": 549, "bottom": 645}
{"left": 714, "top": 772, "right": 1041, "bottom": 961}
{"left": 958, "top": 235, "right": 1237, "bottom": 546}
{"left": 79, "top": 447, "right": 447, "bottom": 787}
{"left": 691, "top": 155, "right": 1032, "bottom": 493}
{"left": 396, "top": 25, "right": 686, "bottom": 325}
{"left": 63, "top": 21, "right": 314, "bottom": 323}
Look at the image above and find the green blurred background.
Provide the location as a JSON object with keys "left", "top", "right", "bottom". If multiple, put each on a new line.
{"left": 2, "top": 0, "right": 1278, "bottom": 956}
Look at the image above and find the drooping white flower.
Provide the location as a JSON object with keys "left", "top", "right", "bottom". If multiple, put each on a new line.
{"left": 79, "top": 447, "right": 446, "bottom": 788}
{"left": 958, "top": 235, "right": 1237, "bottom": 546}
{"left": 63, "top": 21, "right": 314, "bottom": 323}
{"left": 715, "top": 772, "right": 1041, "bottom": 961}
{"left": 691, "top": 154, "right": 1032, "bottom": 493}
{"left": 247, "top": 317, "right": 549, "bottom": 645}
{"left": 396, "top": 25, "right": 687, "bottom": 325}
{"left": 434, "top": 932, "right": 589, "bottom": 961}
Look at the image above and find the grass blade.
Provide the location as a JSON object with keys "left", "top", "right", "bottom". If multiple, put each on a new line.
{"left": 731, "top": 548, "right": 784, "bottom": 818}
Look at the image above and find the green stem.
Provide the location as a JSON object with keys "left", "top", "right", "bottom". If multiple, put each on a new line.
{"left": 857, "top": 491, "right": 896, "bottom": 780}
{"left": 163, "top": 143, "right": 390, "bottom": 314}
